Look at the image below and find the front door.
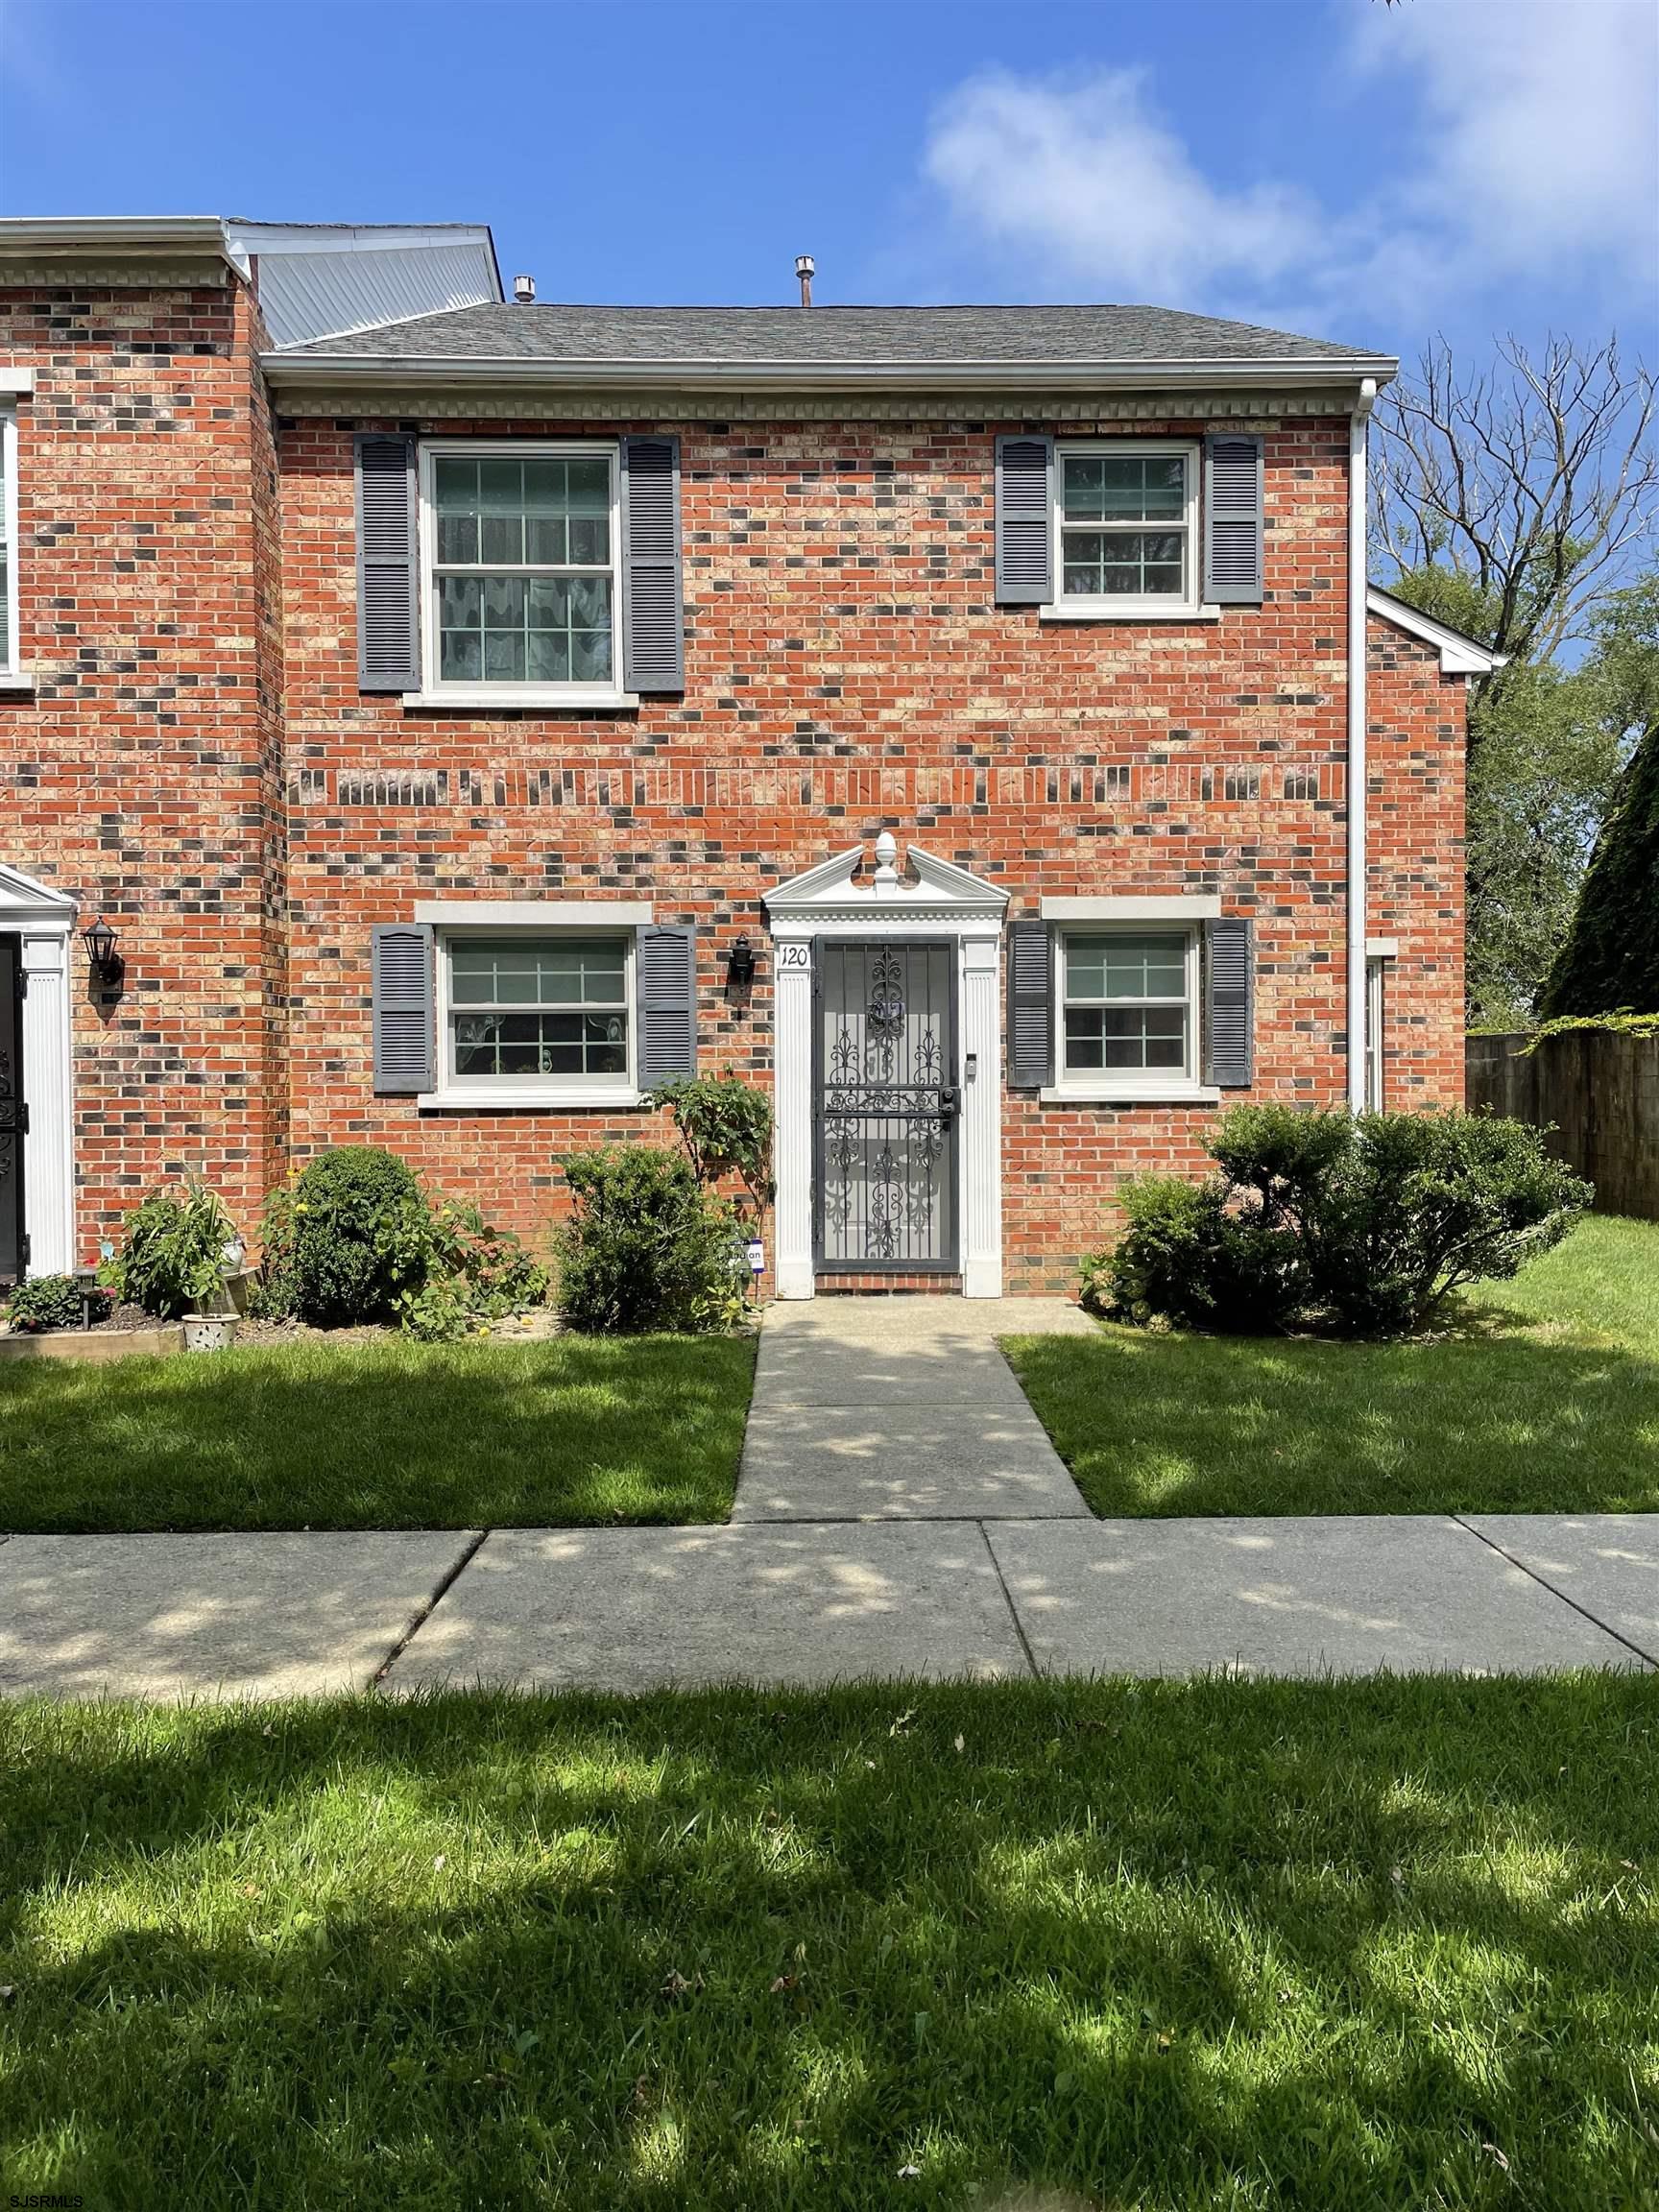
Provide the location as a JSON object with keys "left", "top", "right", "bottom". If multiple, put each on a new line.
{"left": 814, "top": 940, "right": 958, "bottom": 1272}
{"left": 0, "top": 934, "right": 25, "bottom": 1283}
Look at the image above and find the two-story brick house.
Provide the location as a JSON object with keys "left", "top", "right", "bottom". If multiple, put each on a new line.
{"left": 0, "top": 216, "right": 1498, "bottom": 1297}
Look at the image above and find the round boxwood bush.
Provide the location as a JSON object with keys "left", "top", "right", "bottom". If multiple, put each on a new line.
{"left": 261, "top": 1144, "right": 427, "bottom": 1327}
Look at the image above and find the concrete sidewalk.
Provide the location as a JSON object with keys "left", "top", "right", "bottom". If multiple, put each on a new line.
{"left": 2, "top": 1512, "right": 1652, "bottom": 1701}
{"left": 1, "top": 1300, "right": 1655, "bottom": 1700}
{"left": 734, "top": 1295, "right": 1094, "bottom": 1521}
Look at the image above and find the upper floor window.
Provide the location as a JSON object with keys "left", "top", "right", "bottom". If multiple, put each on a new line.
{"left": 1055, "top": 441, "right": 1199, "bottom": 615}
{"left": 420, "top": 441, "right": 618, "bottom": 697}
{"left": 0, "top": 407, "right": 16, "bottom": 677}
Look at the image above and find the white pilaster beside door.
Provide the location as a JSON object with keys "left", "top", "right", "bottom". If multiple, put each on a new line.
{"left": 772, "top": 942, "right": 816, "bottom": 1300}
{"left": 0, "top": 863, "right": 79, "bottom": 1280}
{"left": 959, "top": 934, "right": 1003, "bottom": 1297}
{"left": 763, "top": 840, "right": 1008, "bottom": 1301}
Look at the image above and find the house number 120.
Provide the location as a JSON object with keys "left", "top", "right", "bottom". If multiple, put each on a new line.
{"left": 776, "top": 944, "right": 812, "bottom": 970}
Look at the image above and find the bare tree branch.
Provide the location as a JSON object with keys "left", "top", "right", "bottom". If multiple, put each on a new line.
{"left": 1371, "top": 333, "right": 1659, "bottom": 682}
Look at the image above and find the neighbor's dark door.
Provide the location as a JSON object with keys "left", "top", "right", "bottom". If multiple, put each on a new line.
{"left": 814, "top": 940, "right": 959, "bottom": 1271}
{"left": 0, "top": 934, "right": 25, "bottom": 1284}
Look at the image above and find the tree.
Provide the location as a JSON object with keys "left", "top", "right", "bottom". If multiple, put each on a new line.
{"left": 1541, "top": 571, "right": 1659, "bottom": 1016}
{"left": 1374, "top": 337, "right": 1657, "bottom": 1018}
{"left": 1374, "top": 334, "right": 1658, "bottom": 688}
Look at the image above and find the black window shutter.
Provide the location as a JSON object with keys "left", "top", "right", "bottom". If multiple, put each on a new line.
{"left": 354, "top": 435, "right": 420, "bottom": 691}
{"left": 1204, "top": 918, "right": 1255, "bottom": 1086}
{"left": 1204, "top": 435, "right": 1265, "bottom": 605}
{"left": 620, "top": 437, "right": 685, "bottom": 691}
{"left": 1006, "top": 918, "right": 1054, "bottom": 1087}
{"left": 371, "top": 925, "right": 434, "bottom": 1094}
{"left": 995, "top": 434, "right": 1054, "bottom": 606}
{"left": 637, "top": 925, "right": 696, "bottom": 1087}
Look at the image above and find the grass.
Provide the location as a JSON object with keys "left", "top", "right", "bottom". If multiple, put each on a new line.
{"left": 0, "top": 1333, "right": 756, "bottom": 1532}
{"left": 1, "top": 1674, "right": 1656, "bottom": 2210}
{"left": 1005, "top": 1213, "right": 1659, "bottom": 1519}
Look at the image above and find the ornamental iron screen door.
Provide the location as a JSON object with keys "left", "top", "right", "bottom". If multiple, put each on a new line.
{"left": 0, "top": 935, "right": 24, "bottom": 1284}
{"left": 814, "top": 941, "right": 959, "bottom": 1271}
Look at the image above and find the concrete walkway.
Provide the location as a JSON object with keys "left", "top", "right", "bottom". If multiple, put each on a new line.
{"left": 1, "top": 1300, "right": 1655, "bottom": 1700}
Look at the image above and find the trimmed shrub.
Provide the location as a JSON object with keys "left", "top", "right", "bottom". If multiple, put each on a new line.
{"left": 1081, "top": 1174, "right": 1304, "bottom": 1334}
{"left": 108, "top": 1182, "right": 234, "bottom": 1319}
{"left": 258, "top": 1145, "right": 426, "bottom": 1327}
{"left": 1086, "top": 1105, "right": 1591, "bottom": 1339}
{"left": 4, "top": 1274, "right": 109, "bottom": 1334}
{"left": 554, "top": 1145, "right": 744, "bottom": 1334}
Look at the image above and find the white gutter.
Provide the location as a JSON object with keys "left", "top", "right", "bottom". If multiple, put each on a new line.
{"left": 260, "top": 351, "right": 1397, "bottom": 395}
{"left": 1348, "top": 378, "right": 1378, "bottom": 1112}
{"left": 0, "top": 215, "right": 228, "bottom": 249}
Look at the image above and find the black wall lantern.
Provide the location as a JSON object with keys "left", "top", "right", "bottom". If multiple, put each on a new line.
{"left": 82, "top": 917, "right": 124, "bottom": 989}
{"left": 724, "top": 934, "right": 757, "bottom": 990}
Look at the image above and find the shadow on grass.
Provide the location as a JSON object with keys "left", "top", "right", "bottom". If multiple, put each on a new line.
{"left": 0, "top": 1675, "right": 1655, "bottom": 2210}
{"left": 0, "top": 1334, "right": 757, "bottom": 1532}
{"left": 1005, "top": 1324, "right": 1659, "bottom": 1517}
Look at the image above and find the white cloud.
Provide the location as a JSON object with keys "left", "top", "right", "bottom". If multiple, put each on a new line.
{"left": 924, "top": 67, "right": 1322, "bottom": 300}
{"left": 1352, "top": 0, "right": 1659, "bottom": 283}
{"left": 916, "top": 1, "right": 1658, "bottom": 325}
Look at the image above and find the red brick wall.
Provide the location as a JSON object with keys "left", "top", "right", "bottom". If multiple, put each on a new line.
{"left": 1368, "top": 627, "right": 1468, "bottom": 1109}
{"left": 0, "top": 274, "right": 283, "bottom": 1255}
{"left": 2, "top": 266, "right": 1469, "bottom": 1286}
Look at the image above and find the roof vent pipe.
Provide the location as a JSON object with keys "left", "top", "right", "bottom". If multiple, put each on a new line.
{"left": 513, "top": 273, "right": 536, "bottom": 303}
{"left": 795, "top": 253, "right": 814, "bottom": 308}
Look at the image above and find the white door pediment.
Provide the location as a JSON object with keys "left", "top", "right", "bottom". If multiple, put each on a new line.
{"left": 764, "top": 842, "right": 1008, "bottom": 937}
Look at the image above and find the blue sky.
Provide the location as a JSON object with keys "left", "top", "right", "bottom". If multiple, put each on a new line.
{"left": 1, "top": 0, "right": 1655, "bottom": 368}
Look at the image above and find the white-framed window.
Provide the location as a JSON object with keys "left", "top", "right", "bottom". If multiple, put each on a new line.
{"left": 1365, "top": 955, "right": 1386, "bottom": 1111}
{"left": 1054, "top": 441, "right": 1200, "bottom": 614}
{"left": 437, "top": 929, "right": 635, "bottom": 1100}
{"left": 419, "top": 440, "right": 620, "bottom": 700}
{"left": 0, "top": 407, "right": 17, "bottom": 677}
{"left": 1056, "top": 926, "right": 1201, "bottom": 1094}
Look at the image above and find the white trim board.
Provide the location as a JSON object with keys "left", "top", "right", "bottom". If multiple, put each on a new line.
{"left": 1366, "top": 586, "right": 1507, "bottom": 675}
{"left": 1041, "top": 893, "right": 1221, "bottom": 921}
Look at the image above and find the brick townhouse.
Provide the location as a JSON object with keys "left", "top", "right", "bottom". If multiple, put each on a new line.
{"left": 0, "top": 217, "right": 1499, "bottom": 1297}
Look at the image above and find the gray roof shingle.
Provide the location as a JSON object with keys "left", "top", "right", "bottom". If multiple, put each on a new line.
{"left": 278, "top": 301, "right": 1388, "bottom": 367}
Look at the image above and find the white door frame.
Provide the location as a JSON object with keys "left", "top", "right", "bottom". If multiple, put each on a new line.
{"left": 763, "top": 841, "right": 1008, "bottom": 1299}
{"left": 0, "top": 863, "right": 78, "bottom": 1278}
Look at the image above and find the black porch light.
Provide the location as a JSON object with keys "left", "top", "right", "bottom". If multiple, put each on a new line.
{"left": 725, "top": 934, "right": 757, "bottom": 989}
{"left": 82, "top": 917, "right": 124, "bottom": 988}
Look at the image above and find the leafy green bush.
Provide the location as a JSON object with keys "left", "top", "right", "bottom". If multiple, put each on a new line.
{"left": 257, "top": 1150, "right": 549, "bottom": 1338}
{"left": 1081, "top": 1175, "right": 1304, "bottom": 1333}
{"left": 4, "top": 1274, "right": 109, "bottom": 1334}
{"left": 651, "top": 1072, "right": 775, "bottom": 1212}
{"left": 396, "top": 1200, "right": 549, "bottom": 1342}
{"left": 1086, "top": 1105, "right": 1591, "bottom": 1339}
{"left": 108, "top": 1183, "right": 234, "bottom": 1319}
{"left": 257, "top": 1146, "right": 427, "bottom": 1327}
{"left": 554, "top": 1145, "right": 744, "bottom": 1334}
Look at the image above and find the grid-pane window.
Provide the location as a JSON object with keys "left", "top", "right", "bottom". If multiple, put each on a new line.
{"left": 447, "top": 937, "right": 629, "bottom": 1083}
{"left": 431, "top": 452, "right": 614, "bottom": 685}
{"left": 1063, "top": 930, "right": 1191, "bottom": 1074}
{"left": 1060, "top": 447, "right": 1191, "bottom": 604}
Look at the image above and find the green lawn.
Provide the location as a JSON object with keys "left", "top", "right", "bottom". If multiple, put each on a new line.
{"left": 1, "top": 1675, "right": 1655, "bottom": 2210}
{"left": 1005, "top": 1214, "right": 1659, "bottom": 1518}
{"left": 0, "top": 1334, "right": 756, "bottom": 1532}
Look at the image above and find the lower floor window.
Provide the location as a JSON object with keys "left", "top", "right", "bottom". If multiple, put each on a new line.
{"left": 1060, "top": 928, "right": 1196, "bottom": 1081}
{"left": 446, "top": 935, "right": 630, "bottom": 1087}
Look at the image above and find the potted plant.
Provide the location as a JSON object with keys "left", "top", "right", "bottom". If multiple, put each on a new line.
{"left": 107, "top": 1181, "right": 243, "bottom": 1350}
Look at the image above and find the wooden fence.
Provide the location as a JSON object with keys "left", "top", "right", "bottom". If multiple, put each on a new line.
{"left": 1466, "top": 1030, "right": 1659, "bottom": 1222}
